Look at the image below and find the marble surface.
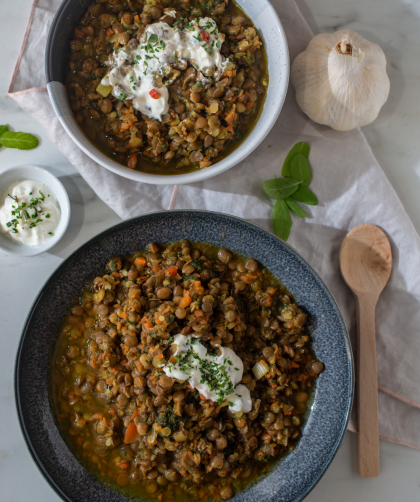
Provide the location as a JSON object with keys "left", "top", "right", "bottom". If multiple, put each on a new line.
{"left": 1, "top": 0, "right": 420, "bottom": 501}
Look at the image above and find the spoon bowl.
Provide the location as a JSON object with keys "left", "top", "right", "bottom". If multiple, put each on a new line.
{"left": 340, "top": 224, "right": 392, "bottom": 297}
{"left": 340, "top": 224, "right": 392, "bottom": 478}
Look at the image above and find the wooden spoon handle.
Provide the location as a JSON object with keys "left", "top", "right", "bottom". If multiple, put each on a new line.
{"left": 356, "top": 295, "right": 380, "bottom": 477}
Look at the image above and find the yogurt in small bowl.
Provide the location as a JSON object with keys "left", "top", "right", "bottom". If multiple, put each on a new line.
{"left": 0, "top": 166, "right": 70, "bottom": 257}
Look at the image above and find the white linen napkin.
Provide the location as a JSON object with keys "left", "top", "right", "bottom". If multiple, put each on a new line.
{"left": 9, "top": 0, "right": 420, "bottom": 449}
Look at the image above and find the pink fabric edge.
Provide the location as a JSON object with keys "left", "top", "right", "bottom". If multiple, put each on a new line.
{"left": 168, "top": 185, "right": 179, "bottom": 210}
{"left": 8, "top": 0, "right": 39, "bottom": 95}
{"left": 9, "top": 87, "right": 47, "bottom": 97}
{"left": 379, "top": 385, "right": 420, "bottom": 410}
{"left": 347, "top": 425, "right": 420, "bottom": 450}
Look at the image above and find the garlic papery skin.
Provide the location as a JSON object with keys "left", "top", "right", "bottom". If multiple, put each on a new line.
{"left": 291, "top": 29, "right": 390, "bottom": 131}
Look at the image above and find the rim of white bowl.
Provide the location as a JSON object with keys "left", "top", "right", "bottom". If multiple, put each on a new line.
{"left": 0, "top": 165, "right": 71, "bottom": 257}
{"left": 46, "top": 0, "right": 289, "bottom": 185}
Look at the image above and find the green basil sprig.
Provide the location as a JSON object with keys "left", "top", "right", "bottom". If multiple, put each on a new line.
{"left": 263, "top": 142, "right": 318, "bottom": 241}
{"left": 0, "top": 125, "right": 39, "bottom": 150}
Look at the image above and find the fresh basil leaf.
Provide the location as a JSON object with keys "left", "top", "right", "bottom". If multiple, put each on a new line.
{"left": 285, "top": 197, "right": 307, "bottom": 218}
{"left": 0, "top": 125, "right": 8, "bottom": 137}
{"left": 0, "top": 131, "right": 39, "bottom": 150}
{"left": 292, "top": 185, "right": 318, "bottom": 205}
{"left": 282, "top": 141, "right": 310, "bottom": 177}
{"left": 273, "top": 199, "right": 292, "bottom": 241}
{"left": 290, "top": 153, "right": 311, "bottom": 187}
{"left": 263, "top": 178, "right": 301, "bottom": 200}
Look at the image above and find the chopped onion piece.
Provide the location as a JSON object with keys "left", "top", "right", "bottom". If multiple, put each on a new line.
{"left": 96, "top": 83, "right": 113, "bottom": 97}
{"left": 252, "top": 360, "right": 269, "bottom": 380}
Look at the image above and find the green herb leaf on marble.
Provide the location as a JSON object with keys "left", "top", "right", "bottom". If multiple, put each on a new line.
{"left": 273, "top": 199, "right": 292, "bottom": 241}
{"left": 290, "top": 153, "right": 311, "bottom": 187}
{"left": 285, "top": 197, "right": 307, "bottom": 218}
{"left": 292, "top": 185, "right": 318, "bottom": 205}
{"left": 281, "top": 141, "right": 310, "bottom": 177}
{"left": 0, "top": 131, "right": 39, "bottom": 150}
{"left": 263, "top": 178, "right": 301, "bottom": 200}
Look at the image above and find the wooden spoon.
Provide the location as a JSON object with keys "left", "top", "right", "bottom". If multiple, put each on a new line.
{"left": 339, "top": 224, "right": 392, "bottom": 478}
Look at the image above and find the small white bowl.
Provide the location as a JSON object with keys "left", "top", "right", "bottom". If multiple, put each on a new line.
{"left": 0, "top": 165, "right": 70, "bottom": 257}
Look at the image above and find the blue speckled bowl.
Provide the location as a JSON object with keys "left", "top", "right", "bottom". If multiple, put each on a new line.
{"left": 15, "top": 211, "right": 354, "bottom": 502}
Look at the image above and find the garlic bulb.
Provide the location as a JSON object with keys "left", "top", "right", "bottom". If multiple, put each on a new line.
{"left": 291, "top": 29, "right": 390, "bottom": 131}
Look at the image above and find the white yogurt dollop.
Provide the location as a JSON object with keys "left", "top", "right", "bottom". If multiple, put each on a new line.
{"left": 0, "top": 180, "right": 60, "bottom": 246}
{"left": 103, "top": 17, "right": 228, "bottom": 121}
{"left": 164, "top": 334, "right": 252, "bottom": 413}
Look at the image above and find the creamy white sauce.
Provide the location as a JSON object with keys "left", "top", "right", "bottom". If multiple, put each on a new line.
{"left": 103, "top": 17, "right": 228, "bottom": 121}
{"left": 0, "top": 180, "right": 60, "bottom": 246}
{"left": 164, "top": 334, "right": 252, "bottom": 413}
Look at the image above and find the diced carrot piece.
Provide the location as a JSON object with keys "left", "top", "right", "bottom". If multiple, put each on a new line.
{"left": 120, "top": 122, "right": 130, "bottom": 132}
{"left": 165, "top": 265, "right": 178, "bottom": 277}
{"left": 246, "top": 101, "right": 254, "bottom": 109}
{"left": 225, "top": 110, "right": 237, "bottom": 125}
{"left": 106, "top": 28, "right": 114, "bottom": 38}
{"left": 124, "top": 422, "right": 138, "bottom": 444}
{"left": 179, "top": 296, "right": 192, "bottom": 309}
{"left": 134, "top": 257, "right": 146, "bottom": 266}
{"left": 131, "top": 409, "right": 139, "bottom": 421}
{"left": 127, "top": 153, "right": 137, "bottom": 169}
{"left": 116, "top": 461, "right": 130, "bottom": 469}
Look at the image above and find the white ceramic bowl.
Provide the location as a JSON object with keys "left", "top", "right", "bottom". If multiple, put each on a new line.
{"left": 0, "top": 166, "right": 71, "bottom": 257}
{"left": 46, "top": 0, "right": 289, "bottom": 185}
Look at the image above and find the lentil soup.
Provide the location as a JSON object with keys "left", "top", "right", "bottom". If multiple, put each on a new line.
{"left": 66, "top": 0, "right": 268, "bottom": 175}
{"left": 51, "top": 241, "right": 324, "bottom": 501}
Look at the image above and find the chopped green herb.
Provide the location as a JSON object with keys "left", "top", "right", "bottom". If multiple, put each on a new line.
{"left": 148, "top": 34, "right": 158, "bottom": 45}
{"left": 191, "top": 259, "right": 203, "bottom": 271}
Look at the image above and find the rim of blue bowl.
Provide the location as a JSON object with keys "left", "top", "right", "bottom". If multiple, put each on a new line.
{"left": 15, "top": 210, "right": 354, "bottom": 502}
